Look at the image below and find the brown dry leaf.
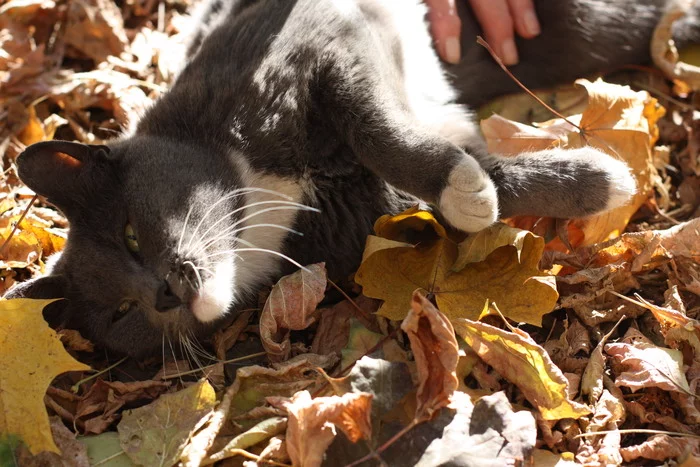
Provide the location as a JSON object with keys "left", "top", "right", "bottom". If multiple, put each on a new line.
{"left": 356, "top": 209, "right": 558, "bottom": 325}
{"left": 259, "top": 263, "right": 327, "bottom": 361}
{"left": 620, "top": 434, "right": 700, "bottom": 463}
{"left": 0, "top": 299, "right": 90, "bottom": 455}
{"left": 13, "top": 416, "right": 90, "bottom": 466}
{"left": 75, "top": 379, "right": 170, "bottom": 434}
{"left": 63, "top": 0, "right": 129, "bottom": 63}
{"left": 454, "top": 319, "right": 590, "bottom": 421}
{"left": 401, "top": 291, "right": 459, "bottom": 422}
{"left": 280, "top": 390, "right": 372, "bottom": 467}
{"left": 57, "top": 329, "right": 94, "bottom": 353}
{"left": 482, "top": 79, "right": 663, "bottom": 246}
{"left": 606, "top": 342, "right": 692, "bottom": 394}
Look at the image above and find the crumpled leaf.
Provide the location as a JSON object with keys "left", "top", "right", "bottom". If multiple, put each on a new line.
{"left": 356, "top": 209, "right": 558, "bottom": 325}
{"left": 0, "top": 299, "right": 90, "bottom": 455}
{"left": 415, "top": 391, "right": 537, "bottom": 467}
{"left": 13, "top": 416, "right": 90, "bottom": 467}
{"left": 117, "top": 380, "right": 216, "bottom": 467}
{"left": 606, "top": 342, "right": 692, "bottom": 394}
{"left": 483, "top": 79, "right": 663, "bottom": 246}
{"left": 259, "top": 263, "right": 327, "bottom": 361}
{"left": 76, "top": 379, "right": 170, "bottom": 435}
{"left": 63, "top": 0, "right": 129, "bottom": 63}
{"left": 620, "top": 434, "right": 700, "bottom": 463}
{"left": 401, "top": 291, "right": 459, "bottom": 422}
{"left": 278, "top": 390, "right": 373, "bottom": 467}
{"left": 454, "top": 319, "right": 590, "bottom": 420}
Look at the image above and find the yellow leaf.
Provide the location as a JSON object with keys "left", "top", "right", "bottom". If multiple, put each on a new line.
{"left": 0, "top": 299, "right": 90, "bottom": 455}
{"left": 356, "top": 209, "right": 558, "bottom": 325}
{"left": 454, "top": 222, "right": 541, "bottom": 269}
{"left": 453, "top": 319, "right": 590, "bottom": 421}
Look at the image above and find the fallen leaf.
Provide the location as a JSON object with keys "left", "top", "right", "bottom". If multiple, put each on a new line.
{"left": 356, "top": 209, "right": 558, "bottom": 325}
{"left": 279, "top": 390, "right": 372, "bottom": 467}
{"left": 259, "top": 263, "right": 327, "bottom": 361}
{"left": 620, "top": 434, "right": 700, "bottom": 463}
{"left": 401, "top": 291, "right": 459, "bottom": 422}
{"left": 203, "top": 417, "right": 287, "bottom": 465}
{"left": 63, "top": 0, "right": 129, "bottom": 63}
{"left": 454, "top": 319, "right": 590, "bottom": 420}
{"left": 13, "top": 416, "right": 90, "bottom": 467}
{"left": 80, "top": 432, "right": 133, "bottom": 467}
{"left": 483, "top": 79, "right": 663, "bottom": 246}
{"left": 415, "top": 391, "right": 537, "bottom": 467}
{"left": 606, "top": 342, "right": 692, "bottom": 394}
{"left": 0, "top": 299, "right": 90, "bottom": 455}
{"left": 118, "top": 380, "right": 216, "bottom": 467}
{"left": 76, "top": 379, "right": 170, "bottom": 435}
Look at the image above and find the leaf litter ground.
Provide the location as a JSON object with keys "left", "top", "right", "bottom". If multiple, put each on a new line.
{"left": 0, "top": 0, "right": 699, "bottom": 465}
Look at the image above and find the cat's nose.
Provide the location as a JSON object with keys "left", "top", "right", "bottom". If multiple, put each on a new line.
{"left": 155, "top": 281, "right": 182, "bottom": 312}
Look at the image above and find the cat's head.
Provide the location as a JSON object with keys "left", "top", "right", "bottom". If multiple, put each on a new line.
{"left": 5, "top": 138, "right": 277, "bottom": 357}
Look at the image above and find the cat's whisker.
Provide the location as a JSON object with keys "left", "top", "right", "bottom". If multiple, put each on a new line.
{"left": 186, "top": 329, "right": 216, "bottom": 362}
{"left": 181, "top": 333, "right": 205, "bottom": 371}
{"left": 232, "top": 243, "right": 308, "bottom": 271}
{"left": 178, "top": 331, "right": 196, "bottom": 373}
{"left": 187, "top": 200, "right": 316, "bottom": 254}
{"left": 232, "top": 223, "right": 303, "bottom": 236}
{"left": 183, "top": 187, "right": 305, "bottom": 252}
{"left": 176, "top": 202, "right": 196, "bottom": 255}
{"left": 167, "top": 334, "right": 185, "bottom": 387}
{"left": 187, "top": 205, "right": 315, "bottom": 258}
{"left": 196, "top": 249, "right": 242, "bottom": 261}
{"left": 183, "top": 260, "right": 204, "bottom": 290}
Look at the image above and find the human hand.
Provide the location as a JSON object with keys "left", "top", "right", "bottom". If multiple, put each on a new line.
{"left": 425, "top": 0, "right": 541, "bottom": 66}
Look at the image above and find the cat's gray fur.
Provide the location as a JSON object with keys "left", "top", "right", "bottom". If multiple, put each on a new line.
{"left": 7, "top": 0, "right": 699, "bottom": 356}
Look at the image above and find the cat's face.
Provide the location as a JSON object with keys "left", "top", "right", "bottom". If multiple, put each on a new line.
{"left": 7, "top": 139, "right": 256, "bottom": 356}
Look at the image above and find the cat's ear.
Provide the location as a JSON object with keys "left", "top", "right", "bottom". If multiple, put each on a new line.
{"left": 17, "top": 140, "right": 113, "bottom": 211}
{"left": 4, "top": 274, "right": 67, "bottom": 300}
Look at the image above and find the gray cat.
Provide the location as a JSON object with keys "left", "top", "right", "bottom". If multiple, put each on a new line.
{"left": 7, "top": 0, "right": 699, "bottom": 357}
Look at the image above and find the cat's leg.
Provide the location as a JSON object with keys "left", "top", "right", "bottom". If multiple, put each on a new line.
{"left": 327, "top": 89, "right": 499, "bottom": 232}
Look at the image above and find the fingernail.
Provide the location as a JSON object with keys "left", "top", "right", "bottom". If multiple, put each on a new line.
{"left": 523, "top": 10, "right": 541, "bottom": 36}
{"left": 445, "top": 37, "right": 461, "bottom": 64}
{"left": 501, "top": 38, "right": 518, "bottom": 65}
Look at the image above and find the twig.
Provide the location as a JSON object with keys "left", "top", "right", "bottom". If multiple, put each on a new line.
{"left": 344, "top": 420, "right": 418, "bottom": 467}
{"left": 0, "top": 194, "right": 38, "bottom": 255}
{"left": 160, "top": 351, "right": 267, "bottom": 380}
{"left": 575, "top": 428, "right": 700, "bottom": 440}
{"left": 476, "top": 36, "right": 583, "bottom": 132}
{"left": 70, "top": 356, "right": 128, "bottom": 393}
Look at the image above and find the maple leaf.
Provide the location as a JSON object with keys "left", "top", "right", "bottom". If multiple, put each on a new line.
{"left": 0, "top": 298, "right": 90, "bottom": 455}
{"left": 356, "top": 209, "right": 557, "bottom": 324}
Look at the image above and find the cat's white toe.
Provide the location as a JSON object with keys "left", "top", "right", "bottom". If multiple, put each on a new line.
{"left": 603, "top": 157, "right": 637, "bottom": 210}
{"left": 438, "top": 157, "right": 499, "bottom": 232}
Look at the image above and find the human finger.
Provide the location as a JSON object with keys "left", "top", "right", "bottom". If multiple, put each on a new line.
{"left": 425, "top": 0, "right": 462, "bottom": 64}
{"left": 469, "top": 0, "right": 519, "bottom": 65}
{"left": 507, "top": 0, "right": 540, "bottom": 38}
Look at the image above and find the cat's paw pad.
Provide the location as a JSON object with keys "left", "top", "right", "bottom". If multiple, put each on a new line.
{"left": 438, "top": 158, "right": 498, "bottom": 232}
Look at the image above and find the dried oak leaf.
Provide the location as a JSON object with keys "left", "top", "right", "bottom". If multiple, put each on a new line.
{"left": 401, "top": 291, "right": 459, "bottom": 422}
{"left": 117, "top": 380, "right": 216, "bottom": 467}
{"left": 356, "top": 209, "right": 557, "bottom": 325}
{"left": 259, "top": 263, "right": 327, "bottom": 361}
{"left": 454, "top": 319, "right": 590, "bottom": 420}
{"left": 0, "top": 299, "right": 90, "bottom": 455}
{"left": 605, "top": 342, "right": 692, "bottom": 394}
{"left": 483, "top": 79, "right": 663, "bottom": 246}
{"left": 280, "top": 390, "right": 372, "bottom": 467}
{"left": 203, "top": 416, "right": 287, "bottom": 465}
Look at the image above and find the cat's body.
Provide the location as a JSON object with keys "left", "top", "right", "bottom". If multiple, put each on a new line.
{"left": 8, "top": 0, "right": 699, "bottom": 356}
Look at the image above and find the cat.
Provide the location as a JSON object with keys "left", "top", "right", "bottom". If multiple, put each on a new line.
{"left": 6, "top": 0, "right": 699, "bottom": 357}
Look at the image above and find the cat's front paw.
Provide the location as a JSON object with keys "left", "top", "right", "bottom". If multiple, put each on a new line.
{"left": 438, "top": 156, "right": 498, "bottom": 232}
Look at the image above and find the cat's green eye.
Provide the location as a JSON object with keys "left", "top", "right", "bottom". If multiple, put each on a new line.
{"left": 125, "top": 224, "right": 140, "bottom": 253}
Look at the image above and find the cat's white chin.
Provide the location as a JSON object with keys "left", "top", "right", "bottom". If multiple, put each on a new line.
{"left": 191, "top": 259, "right": 235, "bottom": 322}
